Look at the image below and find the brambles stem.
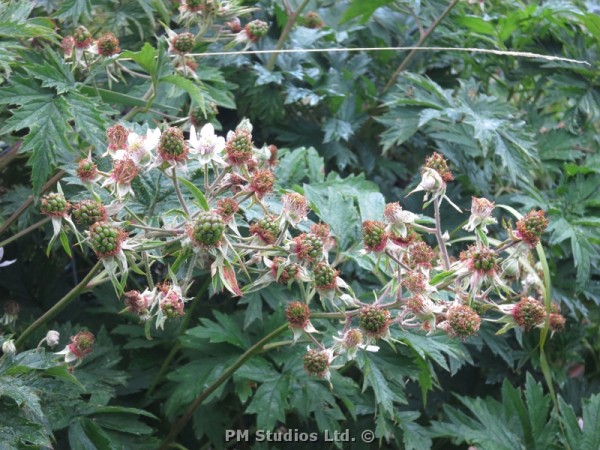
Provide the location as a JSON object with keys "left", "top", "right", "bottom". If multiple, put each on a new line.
{"left": 171, "top": 170, "right": 190, "bottom": 216}
{"left": 0, "top": 217, "right": 51, "bottom": 248}
{"left": 434, "top": 197, "right": 451, "bottom": 270}
{"left": 15, "top": 260, "right": 104, "bottom": 348}
{"left": 383, "top": 0, "right": 460, "bottom": 93}
{"left": 159, "top": 323, "right": 289, "bottom": 449}
{"left": 265, "top": 0, "right": 310, "bottom": 70}
{"left": 0, "top": 170, "right": 65, "bottom": 237}
{"left": 146, "top": 277, "right": 211, "bottom": 398}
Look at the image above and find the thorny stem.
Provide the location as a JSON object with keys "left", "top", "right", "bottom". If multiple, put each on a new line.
{"left": 383, "top": 0, "right": 460, "bottom": 93}
{"left": 0, "top": 170, "right": 65, "bottom": 237}
{"left": 0, "top": 217, "right": 51, "bottom": 248}
{"left": 384, "top": 250, "right": 411, "bottom": 272}
{"left": 146, "top": 277, "right": 211, "bottom": 398}
{"left": 15, "top": 261, "right": 104, "bottom": 348}
{"left": 434, "top": 197, "right": 451, "bottom": 270}
{"left": 159, "top": 323, "right": 289, "bottom": 450}
{"left": 265, "top": 0, "right": 310, "bottom": 70}
{"left": 129, "top": 223, "right": 183, "bottom": 235}
{"left": 171, "top": 169, "right": 190, "bottom": 216}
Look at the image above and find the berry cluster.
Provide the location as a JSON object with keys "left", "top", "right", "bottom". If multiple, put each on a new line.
{"left": 516, "top": 210, "right": 549, "bottom": 248}
{"left": 158, "top": 127, "right": 188, "bottom": 163}
{"left": 40, "top": 193, "right": 70, "bottom": 217}
{"left": 250, "top": 217, "right": 279, "bottom": 245}
{"left": 303, "top": 349, "right": 331, "bottom": 379}
{"left": 358, "top": 305, "right": 391, "bottom": 339}
{"left": 286, "top": 302, "right": 310, "bottom": 329}
{"left": 72, "top": 200, "right": 107, "bottom": 227}
{"left": 89, "top": 223, "right": 126, "bottom": 258}
{"left": 362, "top": 220, "right": 388, "bottom": 252}
{"left": 191, "top": 211, "right": 225, "bottom": 247}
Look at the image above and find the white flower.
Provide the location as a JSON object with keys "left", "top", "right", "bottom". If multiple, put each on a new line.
{"left": 0, "top": 247, "right": 16, "bottom": 268}
{"left": 188, "top": 124, "right": 226, "bottom": 166}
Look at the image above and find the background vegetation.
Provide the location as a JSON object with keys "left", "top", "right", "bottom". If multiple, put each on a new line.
{"left": 1, "top": 0, "right": 599, "bottom": 448}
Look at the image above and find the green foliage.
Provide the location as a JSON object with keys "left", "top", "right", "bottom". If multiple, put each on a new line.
{"left": 1, "top": 0, "right": 599, "bottom": 449}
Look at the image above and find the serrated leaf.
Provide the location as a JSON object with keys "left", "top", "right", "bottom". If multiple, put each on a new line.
{"left": 25, "top": 49, "right": 75, "bottom": 94}
{"left": 54, "top": 0, "right": 93, "bottom": 22}
{"left": 246, "top": 374, "right": 290, "bottom": 430}
{"left": 187, "top": 311, "right": 250, "bottom": 348}
{"left": 356, "top": 352, "right": 395, "bottom": 414}
{"left": 341, "top": 0, "right": 395, "bottom": 24}
{"left": 161, "top": 75, "right": 206, "bottom": 114}
{"left": 120, "top": 43, "right": 157, "bottom": 79}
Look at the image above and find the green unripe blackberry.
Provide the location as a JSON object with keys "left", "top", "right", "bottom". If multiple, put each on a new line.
{"left": 184, "top": 0, "right": 203, "bottom": 11}
{"left": 77, "top": 159, "right": 98, "bottom": 182}
{"left": 225, "top": 130, "right": 253, "bottom": 165}
{"left": 293, "top": 233, "right": 323, "bottom": 263}
{"left": 446, "top": 305, "right": 480, "bottom": 338}
{"left": 312, "top": 261, "right": 337, "bottom": 290}
{"left": 286, "top": 301, "right": 310, "bottom": 329}
{"left": 303, "top": 348, "right": 330, "bottom": 378}
{"left": 72, "top": 200, "right": 107, "bottom": 227}
{"left": 189, "top": 103, "right": 218, "bottom": 127}
{"left": 516, "top": 210, "right": 549, "bottom": 248}
{"left": 362, "top": 220, "right": 388, "bottom": 252}
{"left": 73, "top": 26, "right": 92, "bottom": 48}
{"left": 245, "top": 20, "right": 269, "bottom": 41}
{"left": 89, "top": 222, "right": 126, "bottom": 258}
{"left": 513, "top": 296, "right": 546, "bottom": 331}
{"left": 158, "top": 127, "right": 188, "bottom": 163}
{"left": 270, "top": 257, "right": 300, "bottom": 284}
{"left": 97, "top": 32, "right": 120, "bottom": 56}
{"left": 191, "top": 211, "right": 225, "bottom": 246}
{"left": 250, "top": 217, "right": 279, "bottom": 244}
{"left": 358, "top": 305, "right": 391, "bottom": 339}
{"left": 40, "top": 193, "right": 69, "bottom": 217}
{"left": 467, "top": 247, "right": 497, "bottom": 273}
{"left": 172, "top": 32, "right": 195, "bottom": 54}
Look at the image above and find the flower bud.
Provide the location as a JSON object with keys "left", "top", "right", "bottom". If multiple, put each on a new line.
{"left": 2, "top": 339, "right": 16, "bottom": 356}
{"left": 46, "top": 330, "right": 61, "bottom": 347}
{"left": 419, "top": 167, "right": 444, "bottom": 192}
